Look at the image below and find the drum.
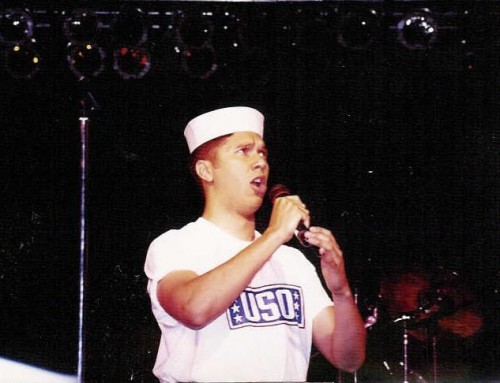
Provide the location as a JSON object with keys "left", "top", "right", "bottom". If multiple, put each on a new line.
{"left": 359, "top": 266, "right": 483, "bottom": 383}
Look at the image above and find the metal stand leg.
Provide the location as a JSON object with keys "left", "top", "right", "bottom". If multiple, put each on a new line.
{"left": 432, "top": 334, "right": 438, "bottom": 383}
{"left": 403, "top": 324, "right": 409, "bottom": 383}
{"left": 77, "top": 92, "right": 100, "bottom": 383}
{"left": 393, "top": 315, "right": 412, "bottom": 383}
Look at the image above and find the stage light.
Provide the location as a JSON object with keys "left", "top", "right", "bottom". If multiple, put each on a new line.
{"left": 397, "top": 9, "right": 438, "bottom": 50}
{"left": 216, "top": 12, "right": 243, "bottom": 49}
{"left": 0, "top": 8, "right": 33, "bottom": 45}
{"left": 67, "top": 43, "right": 105, "bottom": 80}
{"left": 3, "top": 41, "right": 40, "bottom": 79}
{"left": 213, "top": 11, "right": 245, "bottom": 67}
{"left": 338, "top": 9, "right": 379, "bottom": 50}
{"left": 181, "top": 46, "right": 217, "bottom": 80}
{"left": 113, "top": 46, "right": 151, "bottom": 80}
{"left": 176, "top": 14, "right": 214, "bottom": 48}
{"left": 112, "top": 7, "right": 148, "bottom": 47}
{"left": 63, "top": 8, "right": 101, "bottom": 45}
{"left": 174, "top": 13, "right": 219, "bottom": 80}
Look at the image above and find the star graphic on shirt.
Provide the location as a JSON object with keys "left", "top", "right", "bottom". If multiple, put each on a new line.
{"left": 231, "top": 303, "right": 240, "bottom": 314}
{"left": 233, "top": 314, "right": 243, "bottom": 323}
{"left": 294, "top": 301, "right": 300, "bottom": 311}
{"left": 294, "top": 291, "right": 300, "bottom": 301}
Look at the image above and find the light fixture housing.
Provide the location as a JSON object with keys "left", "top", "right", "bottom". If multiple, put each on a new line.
{"left": 113, "top": 46, "right": 151, "bottom": 80}
{"left": 67, "top": 43, "right": 105, "bottom": 80}
{"left": 175, "top": 13, "right": 214, "bottom": 49}
{"left": 0, "top": 8, "right": 34, "bottom": 45}
{"left": 112, "top": 7, "right": 148, "bottom": 47}
{"left": 397, "top": 9, "right": 438, "bottom": 50}
{"left": 181, "top": 45, "right": 217, "bottom": 80}
{"left": 3, "top": 41, "right": 40, "bottom": 79}
{"left": 63, "top": 8, "right": 102, "bottom": 45}
{"left": 338, "top": 9, "right": 379, "bottom": 50}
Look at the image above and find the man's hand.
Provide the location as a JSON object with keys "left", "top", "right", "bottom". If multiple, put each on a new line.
{"left": 304, "top": 227, "right": 350, "bottom": 297}
{"left": 266, "top": 195, "right": 311, "bottom": 245}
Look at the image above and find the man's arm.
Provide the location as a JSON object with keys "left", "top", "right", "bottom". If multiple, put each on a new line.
{"left": 157, "top": 195, "right": 309, "bottom": 330}
{"left": 157, "top": 229, "right": 283, "bottom": 329}
{"left": 312, "top": 295, "right": 366, "bottom": 372}
{"left": 305, "top": 226, "right": 366, "bottom": 372}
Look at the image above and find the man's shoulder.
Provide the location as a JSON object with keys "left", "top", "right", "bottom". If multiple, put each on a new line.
{"left": 153, "top": 218, "right": 204, "bottom": 243}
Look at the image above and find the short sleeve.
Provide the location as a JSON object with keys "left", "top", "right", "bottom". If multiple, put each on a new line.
{"left": 144, "top": 229, "right": 202, "bottom": 325}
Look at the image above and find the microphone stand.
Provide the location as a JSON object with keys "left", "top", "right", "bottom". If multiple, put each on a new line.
{"left": 432, "top": 333, "right": 438, "bottom": 383}
{"left": 393, "top": 314, "right": 412, "bottom": 383}
{"left": 77, "top": 91, "right": 100, "bottom": 383}
{"left": 353, "top": 286, "right": 359, "bottom": 383}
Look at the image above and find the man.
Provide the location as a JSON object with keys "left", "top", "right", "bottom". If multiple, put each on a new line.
{"left": 144, "top": 106, "right": 366, "bottom": 382}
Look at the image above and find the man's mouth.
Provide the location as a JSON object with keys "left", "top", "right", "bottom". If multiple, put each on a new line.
{"left": 250, "top": 177, "right": 267, "bottom": 195}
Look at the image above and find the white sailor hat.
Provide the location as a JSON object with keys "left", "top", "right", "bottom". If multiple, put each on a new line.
{"left": 184, "top": 106, "right": 264, "bottom": 153}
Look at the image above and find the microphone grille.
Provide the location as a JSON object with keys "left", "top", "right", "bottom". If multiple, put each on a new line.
{"left": 268, "top": 184, "right": 290, "bottom": 204}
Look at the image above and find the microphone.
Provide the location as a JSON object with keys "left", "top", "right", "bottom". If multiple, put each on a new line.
{"left": 268, "top": 184, "right": 312, "bottom": 247}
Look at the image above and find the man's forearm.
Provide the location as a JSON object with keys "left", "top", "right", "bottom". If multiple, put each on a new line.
{"left": 157, "top": 228, "right": 284, "bottom": 329}
{"left": 331, "top": 292, "right": 367, "bottom": 372}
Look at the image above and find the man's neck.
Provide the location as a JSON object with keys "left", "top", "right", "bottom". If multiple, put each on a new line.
{"left": 202, "top": 208, "right": 256, "bottom": 242}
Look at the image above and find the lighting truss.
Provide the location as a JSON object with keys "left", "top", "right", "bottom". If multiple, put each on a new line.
{"left": 0, "top": 2, "right": 499, "bottom": 80}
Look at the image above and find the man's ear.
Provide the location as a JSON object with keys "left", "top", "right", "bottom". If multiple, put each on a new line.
{"left": 195, "top": 160, "right": 214, "bottom": 182}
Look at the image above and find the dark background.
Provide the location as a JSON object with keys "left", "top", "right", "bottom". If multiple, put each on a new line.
{"left": 1, "top": 1, "right": 498, "bottom": 382}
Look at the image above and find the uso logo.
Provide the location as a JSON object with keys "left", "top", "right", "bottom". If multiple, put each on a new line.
{"left": 227, "top": 284, "right": 304, "bottom": 329}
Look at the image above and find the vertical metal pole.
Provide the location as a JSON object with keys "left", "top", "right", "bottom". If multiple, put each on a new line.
{"left": 403, "top": 323, "right": 409, "bottom": 383}
{"left": 353, "top": 288, "right": 359, "bottom": 383}
{"left": 432, "top": 334, "right": 438, "bottom": 383}
{"left": 77, "top": 116, "right": 89, "bottom": 383}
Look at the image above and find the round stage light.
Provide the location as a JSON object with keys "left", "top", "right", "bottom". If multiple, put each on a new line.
{"left": 397, "top": 9, "right": 438, "bottom": 50}
{"left": 213, "top": 11, "right": 245, "bottom": 67}
{"left": 112, "top": 7, "right": 148, "bottom": 47}
{"left": 338, "top": 10, "right": 379, "bottom": 50}
{"left": 3, "top": 42, "right": 40, "bottom": 79}
{"left": 176, "top": 14, "right": 214, "bottom": 48}
{"left": 181, "top": 45, "right": 217, "bottom": 80}
{"left": 67, "top": 44, "right": 105, "bottom": 80}
{"left": 63, "top": 9, "right": 101, "bottom": 45}
{"left": 0, "top": 9, "right": 34, "bottom": 45}
{"left": 113, "top": 46, "right": 151, "bottom": 80}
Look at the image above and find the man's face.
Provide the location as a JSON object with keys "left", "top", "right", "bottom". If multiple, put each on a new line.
{"left": 209, "top": 131, "right": 269, "bottom": 215}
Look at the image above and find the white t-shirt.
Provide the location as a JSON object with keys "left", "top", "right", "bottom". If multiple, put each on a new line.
{"left": 144, "top": 217, "right": 333, "bottom": 383}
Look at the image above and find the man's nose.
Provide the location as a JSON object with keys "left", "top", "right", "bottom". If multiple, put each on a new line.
{"left": 252, "top": 155, "right": 268, "bottom": 171}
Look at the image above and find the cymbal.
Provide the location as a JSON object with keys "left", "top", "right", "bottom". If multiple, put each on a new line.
{"left": 377, "top": 266, "right": 482, "bottom": 339}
